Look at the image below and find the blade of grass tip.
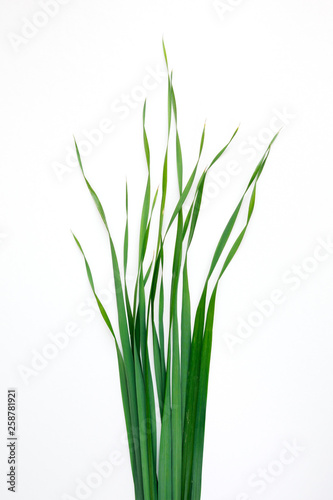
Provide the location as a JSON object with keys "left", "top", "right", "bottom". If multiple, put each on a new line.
{"left": 187, "top": 126, "right": 239, "bottom": 249}
{"left": 162, "top": 38, "right": 169, "bottom": 72}
{"left": 171, "top": 83, "right": 183, "bottom": 193}
{"left": 156, "top": 108, "right": 169, "bottom": 249}
{"left": 146, "top": 68, "right": 172, "bottom": 398}
{"left": 156, "top": 52, "right": 172, "bottom": 253}
{"left": 130, "top": 116, "right": 157, "bottom": 322}
{"left": 206, "top": 131, "right": 279, "bottom": 283}
{"left": 139, "top": 103, "right": 159, "bottom": 497}
{"left": 156, "top": 76, "right": 184, "bottom": 500}
{"left": 139, "top": 102, "right": 151, "bottom": 264}
{"left": 207, "top": 125, "right": 239, "bottom": 169}
{"left": 74, "top": 141, "right": 145, "bottom": 499}
{"left": 190, "top": 134, "right": 279, "bottom": 500}
{"left": 72, "top": 233, "right": 144, "bottom": 500}
{"left": 147, "top": 57, "right": 173, "bottom": 419}
{"left": 74, "top": 139, "right": 131, "bottom": 358}
{"left": 168, "top": 79, "right": 185, "bottom": 500}
{"left": 143, "top": 100, "right": 150, "bottom": 170}
{"left": 158, "top": 49, "right": 178, "bottom": 499}
{"left": 133, "top": 101, "right": 152, "bottom": 322}
{"left": 147, "top": 62, "right": 172, "bottom": 334}
{"left": 179, "top": 120, "right": 207, "bottom": 242}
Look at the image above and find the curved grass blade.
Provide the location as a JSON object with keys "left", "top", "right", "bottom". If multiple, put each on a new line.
{"left": 186, "top": 134, "right": 279, "bottom": 500}
{"left": 72, "top": 233, "right": 144, "bottom": 500}
{"left": 74, "top": 141, "right": 145, "bottom": 499}
{"left": 158, "top": 335, "right": 172, "bottom": 500}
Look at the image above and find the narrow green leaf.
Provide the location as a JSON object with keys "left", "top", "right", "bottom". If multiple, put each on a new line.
{"left": 158, "top": 338, "right": 172, "bottom": 500}
{"left": 72, "top": 233, "right": 144, "bottom": 500}
{"left": 190, "top": 287, "right": 217, "bottom": 500}
{"left": 74, "top": 143, "right": 144, "bottom": 500}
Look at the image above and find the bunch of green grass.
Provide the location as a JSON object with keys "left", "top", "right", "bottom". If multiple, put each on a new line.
{"left": 72, "top": 43, "right": 278, "bottom": 500}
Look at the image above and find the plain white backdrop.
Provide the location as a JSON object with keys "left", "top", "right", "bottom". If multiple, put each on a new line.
{"left": 1, "top": 1, "right": 333, "bottom": 499}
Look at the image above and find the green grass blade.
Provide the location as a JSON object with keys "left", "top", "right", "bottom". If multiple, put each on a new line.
{"left": 171, "top": 85, "right": 183, "bottom": 193}
{"left": 162, "top": 38, "right": 169, "bottom": 72}
{"left": 74, "top": 142, "right": 145, "bottom": 499}
{"left": 170, "top": 215, "right": 183, "bottom": 500}
{"left": 207, "top": 125, "right": 239, "bottom": 169}
{"left": 171, "top": 305, "right": 182, "bottom": 500}
{"left": 182, "top": 286, "right": 207, "bottom": 500}
{"left": 139, "top": 101, "right": 152, "bottom": 263}
{"left": 123, "top": 182, "right": 134, "bottom": 341}
{"left": 73, "top": 39, "right": 280, "bottom": 500}
{"left": 158, "top": 272, "right": 166, "bottom": 392}
{"left": 143, "top": 100, "right": 150, "bottom": 170}
{"left": 143, "top": 257, "right": 154, "bottom": 287}
{"left": 187, "top": 126, "right": 238, "bottom": 249}
{"left": 134, "top": 345, "right": 154, "bottom": 500}
{"left": 72, "top": 233, "right": 144, "bottom": 500}
{"left": 181, "top": 256, "right": 191, "bottom": 428}
{"left": 152, "top": 320, "right": 163, "bottom": 415}
{"left": 158, "top": 337, "right": 172, "bottom": 500}
{"left": 190, "top": 287, "right": 217, "bottom": 500}
{"left": 188, "top": 134, "right": 279, "bottom": 500}
{"left": 165, "top": 123, "right": 206, "bottom": 236}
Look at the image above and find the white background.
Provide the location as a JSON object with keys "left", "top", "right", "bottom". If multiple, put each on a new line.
{"left": 1, "top": 1, "right": 333, "bottom": 499}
